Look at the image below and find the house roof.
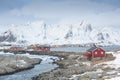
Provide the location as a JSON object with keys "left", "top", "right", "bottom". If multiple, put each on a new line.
{"left": 87, "top": 47, "right": 98, "bottom": 51}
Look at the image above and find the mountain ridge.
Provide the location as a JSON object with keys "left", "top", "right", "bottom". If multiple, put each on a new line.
{"left": 0, "top": 21, "right": 120, "bottom": 46}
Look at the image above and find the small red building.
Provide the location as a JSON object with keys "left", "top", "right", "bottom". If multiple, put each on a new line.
{"left": 83, "top": 47, "right": 106, "bottom": 60}
{"left": 10, "top": 46, "right": 24, "bottom": 52}
{"left": 28, "top": 45, "right": 50, "bottom": 52}
{"left": 33, "top": 46, "right": 50, "bottom": 51}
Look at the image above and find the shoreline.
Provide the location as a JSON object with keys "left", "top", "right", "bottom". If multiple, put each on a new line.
{"left": 32, "top": 51, "right": 116, "bottom": 80}
{"left": 0, "top": 65, "right": 34, "bottom": 76}
{"left": 0, "top": 52, "right": 42, "bottom": 76}
{"left": 0, "top": 50, "right": 119, "bottom": 80}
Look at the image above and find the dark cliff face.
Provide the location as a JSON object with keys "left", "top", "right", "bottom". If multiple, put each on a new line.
{"left": 97, "top": 33, "right": 104, "bottom": 41}
{"left": 0, "top": 31, "right": 16, "bottom": 42}
{"left": 96, "top": 32, "right": 111, "bottom": 42}
{"left": 105, "top": 33, "right": 110, "bottom": 38}
{"left": 65, "top": 26, "right": 73, "bottom": 39}
{"left": 84, "top": 24, "right": 92, "bottom": 32}
{"left": 65, "top": 30, "right": 73, "bottom": 39}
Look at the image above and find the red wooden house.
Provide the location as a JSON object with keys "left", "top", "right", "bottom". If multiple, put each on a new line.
{"left": 33, "top": 46, "right": 50, "bottom": 51}
{"left": 28, "top": 45, "right": 50, "bottom": 52}
{"left": 83, "top": 47, "right": 106, "bottom": 60}
{"left": 9, "top": 46, "right": 24, "bottom": 52}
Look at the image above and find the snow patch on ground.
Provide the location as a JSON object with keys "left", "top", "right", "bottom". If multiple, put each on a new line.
{"left": 94, "top": 53, "right": 120, "bottom": 80}
{"left": 0, "top": 51, "right": 14, "bottom": 55}
{"left": 106, "top": 71, "right": 117, "bottom": 75}
{"left": 82, "top": 62, "right": 91, "bottom": 66}
{"left": 16, "top": 53, "right": 59, "bottom": 64}
{"left": 105, "top": 77, "right": 120, "bottom": 80}
{"left": 18, "top": 60, "right": 27, "bottom": 64}
{"left": 96, "top": 69, "right": 103, "bottom": 73}
{"left": 100, "top": 53, "right": 120, "bottom": 69}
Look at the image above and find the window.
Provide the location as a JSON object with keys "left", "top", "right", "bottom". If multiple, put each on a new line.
{"left": 101, "top": 52, "right": 104, "bottom": 54}
{"left": 95, "top": 52, "right": 97, "bottom": 54}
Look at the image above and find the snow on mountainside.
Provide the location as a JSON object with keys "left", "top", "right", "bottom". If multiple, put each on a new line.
{"left": 0, "top": 21, "right": 120, "bottom": 46}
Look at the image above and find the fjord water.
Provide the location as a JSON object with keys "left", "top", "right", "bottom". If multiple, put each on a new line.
{"left": 51, "top": 45, "right": 120, "bottom": 52}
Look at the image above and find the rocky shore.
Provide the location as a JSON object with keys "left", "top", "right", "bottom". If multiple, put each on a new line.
{"left": 0, "top": 50, "right": 119, "bottom": 80}
{"left": 0, "top": 54, "right": 42, "bottom": 75}
{"left": 35, "top": 51, "right": 116, "bottom": 80}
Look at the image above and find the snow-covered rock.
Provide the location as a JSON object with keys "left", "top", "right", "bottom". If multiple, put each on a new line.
{"left": 0, "top": 21, "right": 120, "bottom": 46}
{"left": 0, "top": 54, "right": 42, "bottom": 75}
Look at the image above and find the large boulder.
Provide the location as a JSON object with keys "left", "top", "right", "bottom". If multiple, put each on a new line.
{"left": 0, "top": 55, "right": 42, "bottom": 75}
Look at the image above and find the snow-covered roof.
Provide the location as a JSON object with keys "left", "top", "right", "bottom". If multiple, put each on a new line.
{"left": 87, "top": 47, "right": 104, "bottom": 51}
{"left": 87, "top": 47, "right": 97, "bottom": 51}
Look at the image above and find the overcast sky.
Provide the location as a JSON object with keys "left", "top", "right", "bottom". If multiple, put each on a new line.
{"left": 0, "top": 0, "right": 120, "bottom": 27}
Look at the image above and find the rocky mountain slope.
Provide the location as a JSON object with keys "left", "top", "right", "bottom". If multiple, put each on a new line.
{"left": 0, "top": 21, "right": 120, "bottom": 46}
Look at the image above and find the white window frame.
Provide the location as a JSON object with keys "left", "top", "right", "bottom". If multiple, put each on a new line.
{"left": 95, "top": 52, "right": 98, "bottom": 54}
{"left": 101, "top": 52, "right": 104, "bottom": 54}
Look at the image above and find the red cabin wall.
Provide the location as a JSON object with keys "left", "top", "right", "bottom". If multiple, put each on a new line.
{"left": 92, "top": 48, "right": 105, "bottom": 58}
{"left": 83, "top": 51, "right": 92, "bottom": 59}
{"left": 41, "top": 47, "right": 47, "bottom": 51}
{"left": 83, "top": 48, "right": 106, "bottom": 60}
{"left": 33, "top": 47, "right": 40, "bottom": 51}
{"left": 33, "top": 47, "right": 50, "bottom": 51}
{"left": 10, "top": 47, "right": 23, "bottom": 52}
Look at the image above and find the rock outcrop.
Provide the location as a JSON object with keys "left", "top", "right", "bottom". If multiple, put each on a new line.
{"left": 36, "top": 52, "right": 115, "bottom": 80}
{"left": 0, "top": 55, "right": 42, "bottom": 75}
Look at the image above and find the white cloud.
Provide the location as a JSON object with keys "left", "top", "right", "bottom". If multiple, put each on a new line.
{"left": 0, "top": 0, "right": 120, "bottom": 27}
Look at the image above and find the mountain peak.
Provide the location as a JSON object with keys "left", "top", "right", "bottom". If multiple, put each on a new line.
{"left": 0, "top": 21, "right": 120, "bottom": 45}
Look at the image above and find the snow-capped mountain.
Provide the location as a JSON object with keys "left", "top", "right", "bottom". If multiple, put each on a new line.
{"left": 0, "top": 21, "right": 120, "bottom": 46}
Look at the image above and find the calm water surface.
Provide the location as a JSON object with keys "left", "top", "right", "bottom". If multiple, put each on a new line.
{"left": 51, "top": 45, "right": 120, "bottom": 52}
